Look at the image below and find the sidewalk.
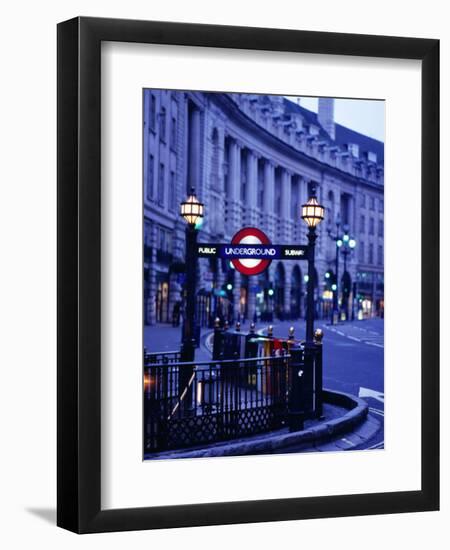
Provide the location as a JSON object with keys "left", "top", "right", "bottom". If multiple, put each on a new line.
{"left": 144, "top": 389, "right": 377, "bottom": 460}
{"left": 256, "top": 318, "right": 384, "bottom": 348}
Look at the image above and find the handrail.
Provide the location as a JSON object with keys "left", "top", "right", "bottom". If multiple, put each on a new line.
{"left": 144, "top": 353, "right": 291, "bottom": 369}
{"left": 145, "top": 350, "right": 180, "bottom": 356}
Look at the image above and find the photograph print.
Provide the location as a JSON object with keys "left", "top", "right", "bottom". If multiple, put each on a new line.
{"left": 143, "top": 90, "right": 384, "bottom": 460}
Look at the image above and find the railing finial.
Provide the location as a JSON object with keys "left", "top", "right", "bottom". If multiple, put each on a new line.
{"left": 314, "top": 328, "right": 324, "bottom": 344}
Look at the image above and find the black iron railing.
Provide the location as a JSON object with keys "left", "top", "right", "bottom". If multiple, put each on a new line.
{"left": 144, "top": 354, "right": 291, "bottom": 453}
{"left": 144, "top": 349, "right": 181, "bottom": 365}
{"left": 212, "top": 324, "right": 323, "bottom": 420}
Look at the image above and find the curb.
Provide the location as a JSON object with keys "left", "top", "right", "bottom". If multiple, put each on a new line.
{"left": 145, "top": 389, "right": 370, "bottom": 460}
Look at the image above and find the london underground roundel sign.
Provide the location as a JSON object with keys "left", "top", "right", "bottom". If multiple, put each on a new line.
{"left": 230, "top": 227, "right": 272, "bottom": 276}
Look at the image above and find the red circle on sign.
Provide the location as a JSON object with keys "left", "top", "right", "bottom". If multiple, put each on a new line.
{"left": 230, "top": 227, "right": 272, "bottom": 275}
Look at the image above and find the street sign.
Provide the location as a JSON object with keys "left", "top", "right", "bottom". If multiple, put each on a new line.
{"left": 196, "top": 227, "right": 310, "bottom": 275}
{"left": 231, "top": 227, "right": 272, "bottom": 275}
{"left": 197, "top": 243, "right": 309, "bottom": 260}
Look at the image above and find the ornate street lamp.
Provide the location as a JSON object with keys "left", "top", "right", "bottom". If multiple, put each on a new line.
{"left": 340, "top": 225, "right": 356, "bottom": 321}
{"left": 301, "top": 192, "right": 324, "bottom": 343}
{"left": 179, "top": 188, "right": 204, "bottom": 367}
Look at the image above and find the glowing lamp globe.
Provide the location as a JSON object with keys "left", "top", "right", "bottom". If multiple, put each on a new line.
{"left": 301, "top": 195, "right": 325, "bottom": 228}
{"left": 180, "top": 188, "right": 204, "bottom": 226}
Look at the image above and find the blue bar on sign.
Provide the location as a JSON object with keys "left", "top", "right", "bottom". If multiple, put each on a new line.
{"left": 196, "top": 243, "right": 309, "bottom": 260}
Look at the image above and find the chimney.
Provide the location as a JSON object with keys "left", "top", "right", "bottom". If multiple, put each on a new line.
{"left": 318, "top": 97, "right": 335, "bottom": 140}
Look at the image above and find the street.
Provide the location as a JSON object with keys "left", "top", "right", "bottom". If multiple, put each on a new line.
{"left": 144, "top": 317, "right": 385, "bottom": 451}
{"left": 264, "top": 318, "right": 384, "bottom": 451}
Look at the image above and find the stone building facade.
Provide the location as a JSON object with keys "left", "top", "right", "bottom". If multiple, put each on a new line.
{"left": 143, "top": 90, "right": 384, "bottom": 326}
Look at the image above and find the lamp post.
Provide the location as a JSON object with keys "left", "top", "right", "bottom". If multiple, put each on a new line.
{"left": 340, "top": 226, "right": 356, "bottom": 321}
{"left": 180, "top": 187, "right": 204, "bottom": 363}
{"left": 301, "top": 192, "right": 325, "bottom": 343}
{"left": 288, "top": 191, "right": 324, "bottom": 433}
{"left": 327, "top": 213, "right": 342, "bottom": 325}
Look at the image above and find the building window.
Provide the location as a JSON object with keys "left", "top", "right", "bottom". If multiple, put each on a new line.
{"left": 169, "top": 171, "right": 176, "bottom": 212}
{"left": 378, "top": 245, "right": 383, "bottom": 265}
{"left": 149, "top": 94, "right": 156, "bottom": 131}
{"left": 156, "top": 227, "right": 172, "bottom": 254}
{"left": 348, "top": 143, "right": 359, "bottom": 158}
{"left": 368, "top": 243, "right": 374, "bottom": 264}
{"left": 146, "top": 154, "right": 154, "bottom": 200}
{"left": 370, "top": 196, "right": 375, "bottom": 210}
{"left": 159, "top": 106, "right": 166, "bottom": 141}
{"left": 378, "top": 219, "right": 384, "bottom": 237}
{"left": 158, "top": 163, "right": 165, "bottom": 206}
{"left": 369, "top": 217, "right": 375, "bottom": 235}
{"left": 340, "top": 193, "right": 349, "bottom": 225}
{"left": 360, "top": 215, "right": 365, "bottom": 233}
{"left": 360, "top": 194, "right": 366, "bottom": 208}
{"left": 359, "top": 241, "right": 365, "bottom": 263}
{"left": 368, "top": 151, "right": 377, "bottom": 163}
{"left": 170, "top": 116, "right": 177, "bottom": 147}
{"left": 144, "top": 220, "right": 152, "bottom": 246}
{"left": 210, "top": 128, "right": 220, "bottom": 191}
{"left": 379, "top": 199, "right": 384, "bottom": 211}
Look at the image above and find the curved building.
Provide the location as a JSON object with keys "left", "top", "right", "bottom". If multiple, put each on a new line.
{"left": 143, "top": 90, "right": 384, "bottom": 326}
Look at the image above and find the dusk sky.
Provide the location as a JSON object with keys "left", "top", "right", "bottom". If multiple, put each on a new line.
{"left": 287, "top": 96, "right": 385, "bottom": 142}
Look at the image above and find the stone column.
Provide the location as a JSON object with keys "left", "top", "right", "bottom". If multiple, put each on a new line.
{"left": 246, "top": 150, "right": 258, "bottom": 226}
{"left": 263, "top": 159, "right": 275, "bottom": 239}
{"left": 281, "top": 169, "right": 292, "bottom": 241}
{"left": 227, "top": 139, "right": 242, "bottom": 233}
{"left": 299, "top": 176, "right": 309, "bottom": 242}
{"left": 188, "top": 106, "right": 201, "bottom": 192}
{"left": 348, "top": 193, "right": 355, "bottom": 235}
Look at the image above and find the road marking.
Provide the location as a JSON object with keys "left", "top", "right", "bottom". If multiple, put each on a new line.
{"left": 322, "top": 324, "right": 384, "bottom": 348}
{"left": 369, "top": 407, "right": 385, "bottom": 417}
{"left": 368, "top": 442, "right": 385, "bottom": 450}
{"left": 359, "top": 387, "right": 385, "bottom": 403}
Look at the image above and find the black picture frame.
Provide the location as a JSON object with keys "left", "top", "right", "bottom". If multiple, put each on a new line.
{"left": 57, "top": 16, "right": 439, "bottom": 533}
